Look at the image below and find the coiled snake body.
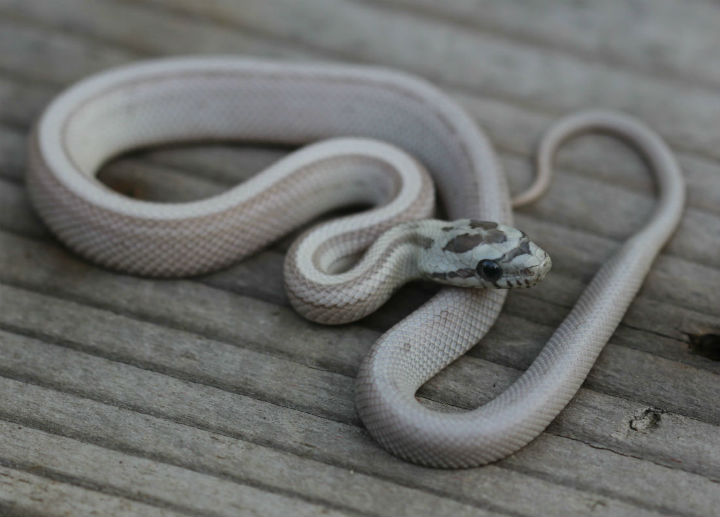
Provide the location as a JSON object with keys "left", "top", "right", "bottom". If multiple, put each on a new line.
{"left": 27, "top": 57, "right": 685, "bottom": 468}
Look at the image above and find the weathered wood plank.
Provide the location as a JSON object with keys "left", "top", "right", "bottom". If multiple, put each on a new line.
{"left": 0, "top": 421, "right": 404, "bottom": 517}
{"left": 372, "top": 0, "right": 720, "bottom": 88}
{"left": 0, "top": 126, "right": 27, "bottom": 183}
{"left": 0, "top": 464, "right": 183, "bottom": 517}
{"left": 0, "top": 391, "right": 488, "bottom": 517}
{"left": 0, "top": 286, "right": 358, "bottom": 424}
{"left": 0, "top": 331, "right": 688, "bottom": 516}
{"left": 515, "top": 214, "right": 720, "bottom": 317}
{"left": 98, "top": 159, "right": 229, "bottom": 202}
{"left": 0, "top": 75, "right": 53, "bottom": 129}
{"left": 0, "top": 367, "right": 630, "bottom": 517}
{"left": 501, "top": 431, "right": 720, "bottom": 517}
{"left": 117, "top": 0, "right": 720, "bottom": 160}
{"left": 514, "top": 165, "right": 720, "bottom": 269}
{"left": 1, "top": 255, "right": 720, "bottom": 484}
{"left": 0, "top": 178, "right": 45, "bottom": 238}
{"left": 0, "top": 16, "right": 138, "bottom": 85}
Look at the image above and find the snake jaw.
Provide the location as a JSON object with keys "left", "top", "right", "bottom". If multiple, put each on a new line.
{"left": 496, "top": 249, "right": 552, "bottom": 288}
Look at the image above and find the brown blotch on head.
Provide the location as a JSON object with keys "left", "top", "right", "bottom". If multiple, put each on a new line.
{"left": 484, "top": 229, "right": 507, "bottom": 244}
{"left": 469, "top": 220, "right": 498, "bottom": 230}
{"left": 415, "top": 235, "right": 434, "bottom": 249}
{"left": 504, "top": 238, "right": 531, "bottom": 262}
{"left": 443, "top": 233, "right": 486, "bottom": 253}
{"left": 441, "top": 225, "right": 454, "bottom": 232}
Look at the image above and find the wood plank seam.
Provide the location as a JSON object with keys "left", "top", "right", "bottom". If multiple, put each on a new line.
{"left": 0, "top": 456, "right": 207, "bottom": 517}
{"left": 0, "top": 390, "right": 375, "bottom": 516}
{"left": 0, "top": 390, "right": 520, "bottom": 516}
{"left": 353, "top": 0, "right": 720, "bottom": 94}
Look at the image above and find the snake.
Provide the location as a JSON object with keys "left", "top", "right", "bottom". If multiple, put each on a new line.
{"left": 26, "top": 56, "right": 685, "bottom": 468}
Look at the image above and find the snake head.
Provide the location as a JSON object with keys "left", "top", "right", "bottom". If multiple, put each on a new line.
{"left": 419, "top": 219, "right": 551, "bottom": 289}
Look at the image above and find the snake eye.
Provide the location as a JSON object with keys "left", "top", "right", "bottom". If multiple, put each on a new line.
{"left": 477, "top": 259, "right": 502, "bottom": 282}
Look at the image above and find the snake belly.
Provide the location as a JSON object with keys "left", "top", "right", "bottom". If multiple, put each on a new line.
{"left": 26, "top": 57, "right": 685, "bottom": 468}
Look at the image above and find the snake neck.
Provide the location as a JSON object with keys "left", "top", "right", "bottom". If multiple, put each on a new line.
{"left": 284, "top": 220, "right": 436, "bottom": 325}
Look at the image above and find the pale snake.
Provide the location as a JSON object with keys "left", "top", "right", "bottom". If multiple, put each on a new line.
{"left": 26, "top": 57, "right": 685, "bottom": 468}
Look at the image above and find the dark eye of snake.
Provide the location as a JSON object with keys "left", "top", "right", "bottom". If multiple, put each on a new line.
{"left": 477, "top": 259, "right": 502, "bottom": 282}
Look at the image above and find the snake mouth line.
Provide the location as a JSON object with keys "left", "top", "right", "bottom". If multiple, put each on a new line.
{"left": 500, "top": 260, "right": 551, "bottom": 288}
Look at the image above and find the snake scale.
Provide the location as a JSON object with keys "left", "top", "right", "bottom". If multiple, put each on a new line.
{"left": 26, "top": 57, "right": 685, "bottom": 468}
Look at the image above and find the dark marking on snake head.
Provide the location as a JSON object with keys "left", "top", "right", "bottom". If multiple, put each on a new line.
{"left": 430, "top": 272, "right": 448, "bottom": 280}
{"left": 469, "top": 220, "right": 497, "bottom": 230}
{"left": 504, "top": 238, "right": 532, "bottom": 262}
{"left": 443, "top": 233, "right": 486, "bottom": 253}
{"left": 416, "top": 235, "right": 434, "bottom": 249}
{"left": 484, "top": 229, "right": 507, "bottom": 244}
{"left": 442, "top": 226, "right": 454, "bottom": 232}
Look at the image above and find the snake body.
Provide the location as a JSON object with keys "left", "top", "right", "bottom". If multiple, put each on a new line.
{"left": 27, "top": 57, "right": 685, "bottom": 468}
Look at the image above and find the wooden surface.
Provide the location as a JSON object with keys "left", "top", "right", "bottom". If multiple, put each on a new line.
{"left": 1, "top": 0, "right": 719, "bottom": 515}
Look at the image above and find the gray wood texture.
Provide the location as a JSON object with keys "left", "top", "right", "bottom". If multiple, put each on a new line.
{"left": 0, "top": 0, "right": 719, "bottom": 515}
